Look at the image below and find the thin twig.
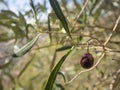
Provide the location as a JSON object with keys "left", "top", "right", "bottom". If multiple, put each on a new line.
{"left": 33, "top": 42, "right": 120, "bottom": 53}
{"left": 65, "top": 15, "right": 120, "bottom": 85}
{"left": 65, "top": 53, "right": 105, "bottom": 84}
{"left": 86, "top": 37, "right": 105, "bottom": 52}
{"left": 71, "top": 0, "right": 89, "bottom": 31}
{"left": 104, "top": 15, "right": 120, "bottom": 46}
{"left": 92, "top": 69, "right": 120, "bottom": 90}
{"left": 17, "top": 53, "right": 37, "bottom": 79}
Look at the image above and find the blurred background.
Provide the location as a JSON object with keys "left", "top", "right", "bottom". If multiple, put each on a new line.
{"left": 0, "top": 0, "right": 120, "bottom": 90}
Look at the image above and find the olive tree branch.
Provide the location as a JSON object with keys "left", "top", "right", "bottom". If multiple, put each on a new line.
{"left": 65, "top": 15, "right": 120, "bottom": 85}
{"left": 71, "top": 0, "right": 89, "bottom": 31}
{"left": 65, "top": 53, "right": 105, "bottom": 85}
{"left": 104, "top": 15, "right": 120, "bottom": 46}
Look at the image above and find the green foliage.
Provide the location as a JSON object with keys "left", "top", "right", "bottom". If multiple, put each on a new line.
{"left": 0, "top": 79, "right": 3, "bottom": 90}
{"left": 56, "top": 45, "right": 72, "bottom": 52}
{"left": 0, "top": 10, "right": 27, "bottom": 40}
{"left": 48, "top": 14, "right": 52, "bottom": 43}
{"left": 13, "top": 34, "right": 40, "bottom": 57}
{"left": 0, "top": 0, "right": 120, "bottom": 90}
{"left": 45, "top": 49, "right": 72, "bottom": 90}
{"left": 49, "top": 0, "right": 72, "bottom": 39}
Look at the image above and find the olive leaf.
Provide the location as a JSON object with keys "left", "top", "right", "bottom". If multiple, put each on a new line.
{"left": 49, "top": 0, "right": 72, "bottom": 39}
{"left": 48, "top": 14, "right": 52, "bottom": 43}
{"left": 19, "top": 12, "right": 28, "bottom": 36}
{"left": 45, "top": 49, "right": 72, "bottom": 90}
{"left": 0, "top": 79, "right": 3, "bottom": 90}
{"left": 57, "top": 71, "right": 66, "bottom": 82}
{"left": 55, "top": 83, "right": 65, "bottom": 90}
{"left": 13, "top": 34, "right": 40, "bottom": 57}
{"left": 56, "top": 45, "right": 72, "bottom": 52}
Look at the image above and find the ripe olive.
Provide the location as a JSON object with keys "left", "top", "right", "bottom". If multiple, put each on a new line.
{"left": 80, "top": 53, "right": 94, "bottom": 69}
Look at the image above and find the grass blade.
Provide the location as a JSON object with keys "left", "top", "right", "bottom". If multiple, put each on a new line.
{"left": 45, "top": 49, "right": 72, "bottom": 90}
{"left": 49, "top": 0, "right": 72, "bottom": 39}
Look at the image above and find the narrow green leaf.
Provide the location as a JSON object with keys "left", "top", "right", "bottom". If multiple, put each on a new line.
{"left": 30, "top": 0, "right": 36, "bottom": 15}
{"left": 57, "top": 71, "right": 66, "bottom": 82}
{"left": 0, "top": 79, "right": 3, "bottom": 90}
{"left": 45, "top": 49, "right": 72, "bottom": 90}
{"left": 19, "top": 12, "right": 26, "bottom": 26}
{"left": 13, "top": 34, "right": 40, "bottom": 57}
{"left": 48, "top": 14, "right": 52, "bottom": 43}
{"left": 50, "top": 50, "right": 57, "bottom": 71}
{"left": 0, "top": 10, "right": 18, "bottom": 19}
{"left": 30, "top": 0, "right": 38, "bottom": 26}
{"left": 56, "top": 45, "right": 72, "bottom": 52}
{"left": 19, "top": 12, "right": 29, "bottom": 38}
{"left": 49, "top": 0, "right": 72, "bottom": 39}
{"left": 55, "top": 83, "right": 65, "bottom": 90}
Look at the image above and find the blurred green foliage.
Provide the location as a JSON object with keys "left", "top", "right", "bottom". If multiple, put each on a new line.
{"left": 0, "top": 0, "right": 120, "bottom": 90}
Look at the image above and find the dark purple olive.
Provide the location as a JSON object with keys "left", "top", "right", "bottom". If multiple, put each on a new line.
{"left": 80, "top": 53, "right": 94, "bottom": 69}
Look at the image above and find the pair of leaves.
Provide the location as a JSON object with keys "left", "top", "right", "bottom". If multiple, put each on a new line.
{"left": 49, "top": 0, "right": 72, "bottom": 39}
{"left": 13, "top": 34, "right": 40, "bottom": 57}
{"left": 45, "top": 49, "right": 72, "bottom": 90}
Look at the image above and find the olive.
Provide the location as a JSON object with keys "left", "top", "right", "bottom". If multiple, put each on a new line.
{"left": 80, "top": 53, "right": 94, "bottom": 69}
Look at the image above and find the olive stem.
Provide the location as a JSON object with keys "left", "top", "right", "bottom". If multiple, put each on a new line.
{"left": 33, "top": 43, "right": 120, "bottom": 53}
{"left": 86, "top": 41, "right": 89, "bottom": 53}
{"left": 65, "top": 15, "right": 120, "bottom": 85}
{"left": 65, "top": 53, "right": 105, "bottom": 85}
{"left": 86, "top": 37, "right": 105, "bottom": 53}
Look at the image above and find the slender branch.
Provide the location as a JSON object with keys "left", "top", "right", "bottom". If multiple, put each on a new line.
{"left": 33, "top": 43, "right": 120, "bottom": 53}
{"left": 17, "top": 52, "right": 38, "bottom": 78}
{"left": 65, "top": 53, "right": 105, "bottom": 85}
{"left": 65, "top": 15, "right": 120, "bottom": 85}
{"left": 109, "top": 69, "right": 120, "bottom": 90}
{"left": 92, "top": 69, "right": 120, "bottom": 90}
{"left": 104, "top": 15, "right": 120, "bottom": 46}
{"left": 71, "top": 0, "right": 89, "bottom": 31}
